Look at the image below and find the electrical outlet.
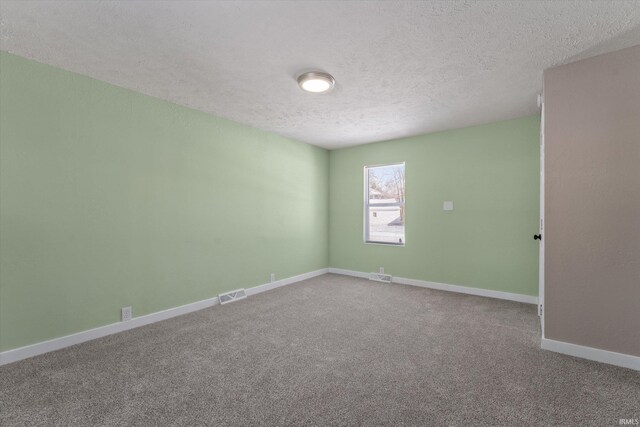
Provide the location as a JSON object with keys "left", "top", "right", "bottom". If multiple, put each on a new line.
{"left": 121, "top": 306, "right": 132, "bottom": 322}
{"left": 270, "top": 273, "right": 275, "bottom": 283}
{"left": 379, "top": 267, "right": 384, "bottom": 274}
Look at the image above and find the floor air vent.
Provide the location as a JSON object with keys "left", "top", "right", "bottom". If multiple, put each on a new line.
{"left": 218, "top": 289, "right": 247, "bottom": 305}
{"left": 369, "top": 273, "right": 392, "bottom": 283}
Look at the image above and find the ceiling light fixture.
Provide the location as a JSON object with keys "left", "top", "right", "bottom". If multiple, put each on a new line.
{"left": 297, "top": 71, "right": 335, "bottom": 93}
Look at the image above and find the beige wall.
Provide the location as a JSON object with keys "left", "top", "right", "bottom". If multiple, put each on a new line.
{"left": 544, "top": 45, "right": 640, "bottom": 356}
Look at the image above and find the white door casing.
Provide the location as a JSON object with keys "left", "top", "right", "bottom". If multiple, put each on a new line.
{"left": 538, "top": 92, "right": 545, "bottom": 338}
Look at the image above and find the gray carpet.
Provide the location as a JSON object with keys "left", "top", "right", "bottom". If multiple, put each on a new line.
{"left": 1, "top": 274, "right": 638, "bottom": 426}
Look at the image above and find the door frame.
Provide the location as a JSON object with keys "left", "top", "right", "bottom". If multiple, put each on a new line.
{"left": 538, "top": 93, "right": 545, "bottom": 338}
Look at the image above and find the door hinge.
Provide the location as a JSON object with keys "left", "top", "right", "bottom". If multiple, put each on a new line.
{"left": 538, "top": 304, "right": 543, "bottom": 316}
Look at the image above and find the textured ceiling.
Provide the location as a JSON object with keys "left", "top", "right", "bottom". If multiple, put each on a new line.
{"left": 1, "top": 1, "right": 640, "bottom": 149}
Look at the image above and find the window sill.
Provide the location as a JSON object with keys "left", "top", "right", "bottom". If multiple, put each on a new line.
{"left": 364, "top": 241, "right": 405, "bottom": 247}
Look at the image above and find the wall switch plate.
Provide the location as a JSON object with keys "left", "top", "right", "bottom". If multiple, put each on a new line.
{"left": 379, "top": 267, "right": 384, "bottom": 274}
{"left": 270, "top": 273, "right": 275, "bottom": 283}
{"left": 121, "top": 306, "right": 132, "bottom": 322}
{"left": 443, "top": 201, "right": 454, "bottom": 211}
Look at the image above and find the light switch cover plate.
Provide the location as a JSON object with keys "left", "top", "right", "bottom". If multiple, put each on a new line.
{"left": 443, "top": 201, "right": 454, "bottom": 211}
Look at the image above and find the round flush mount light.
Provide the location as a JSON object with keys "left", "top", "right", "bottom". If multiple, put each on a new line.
{"left": 297, "top": 71, "right": 335, "bottom": 93}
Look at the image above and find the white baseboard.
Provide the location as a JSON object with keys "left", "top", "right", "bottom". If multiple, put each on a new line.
{"left": 328, "top": 268, "right": 538, "bottom": 305}
{"left": 0, "top": 296, "right": 220, "bottom": 366}
{"left": 0, "top": 268, "right": 328, "bottom": 366}
{"left": 245, "top": 268, "right": 328, "bottom": 296}
{"left": 5, "top": 267, "right": 635, "bottom": 373}
{"left": 327, "top": 267, "right": 370, "bottom": 280}
{"left": 541, "top": 338, "right": 640, "bottom": 371}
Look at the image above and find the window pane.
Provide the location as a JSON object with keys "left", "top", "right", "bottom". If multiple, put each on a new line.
{"left": 368, "top": 164, "right": 405, "bottom": 205}
{"left": 368, "top": 206, "right": 404, "bottom": 244}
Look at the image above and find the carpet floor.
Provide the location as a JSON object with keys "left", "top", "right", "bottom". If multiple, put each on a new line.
{"left": 1, "top": 274, "right": 638, "bottom": 426}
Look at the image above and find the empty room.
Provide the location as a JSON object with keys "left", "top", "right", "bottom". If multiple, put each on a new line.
{"left": 1, "top": 1, "right": 639, "bottom": 426}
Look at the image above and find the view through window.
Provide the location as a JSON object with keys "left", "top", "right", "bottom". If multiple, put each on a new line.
{"left": 365, "top": 163, "right": 405, "bottom": 245}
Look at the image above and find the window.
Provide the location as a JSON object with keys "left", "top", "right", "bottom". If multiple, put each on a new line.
{"left": 364, "top": 163, "right": 405, "bottom": 245}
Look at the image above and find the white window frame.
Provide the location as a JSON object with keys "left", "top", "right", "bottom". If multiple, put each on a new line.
{"left": 364, "top": 162, "right": 405, "bottom": 246}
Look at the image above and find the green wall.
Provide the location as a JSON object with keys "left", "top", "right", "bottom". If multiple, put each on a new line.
{"left": 0, "top": 52, "right": 329, "bottom": 351}
{"left": 0, "top": 51, "right": 540, "bottom": 354}
{"left": 329, "top": 116, "right": 540, "bottom": 296}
